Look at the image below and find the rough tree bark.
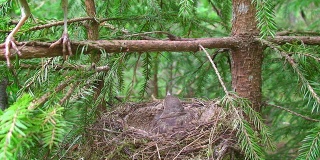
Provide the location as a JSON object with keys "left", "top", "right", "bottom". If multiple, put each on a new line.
{"left": 84, "top": 0, "right": 107, "bottom": 114}
{"left": 84, "top": 1, "right": 101, "bottom": 159}
{"left": 231, "top": 0, "right": 263, "bottom": 111}
{"left": 1, "top": 36, "right": 320, "bottom": 61}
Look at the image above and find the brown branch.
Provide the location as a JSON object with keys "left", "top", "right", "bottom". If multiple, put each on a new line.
{"left": 1, "top": 36, "right": 320, "bottom": 61}
{"left": 28, "top": 17, "right": 96, "bottom": 31}
{"left": 276, "top": 31, "right": 320, "bottom": 36}
{"left": 2, "top": 16, "right": 147, "bottom": 33}
{"left": 267, "top": 36, "right": 320, "bottom": 45}
{"left": 122, "top": 31, "right": 183, "bottom": 40}
{"left": 59, "top": 81, "right": 80, "bottom": 104}
{"left": 0, "top": 38, "right": 238, "bottom": 60}
{"left": 19, "top": 63, "right": 110, "bottom": 72}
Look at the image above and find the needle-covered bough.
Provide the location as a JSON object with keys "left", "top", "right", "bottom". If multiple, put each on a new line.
{"left": 4, "top": 0, "right": 72, "bottom": 67}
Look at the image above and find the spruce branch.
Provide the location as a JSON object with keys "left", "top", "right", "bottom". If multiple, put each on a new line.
{"left": 2, "top": 16, "right": 149, "bottom": 33}
{"left": 212, "top": 0, "right": 232, "bottom": 30}
{"left": 276, "top": 31, "right": 320, "bottom": 36}
{"left": 252, "top": 0, "right": 277, "bottom": 38}
{"left": 199, "top": 44, "right": 228, "bottom": 95}
{"left": 178, "top": 0, "right": 194, "bottom": 20}
{"left": 22, "top": 57, "right": 54, "bottom": 90}
{"left": 19, "top": 63, "right": 110, "bottom": 72}
{"left": 139, "top": 53, "right": 152, "bottom": 98}
{"left": 0, "top": 94, "right": 33, "bottom": 159}
{"left": 267, "top": 103, "right": 320, "bottom": 122}
{"left": 123, "top": 31, "right": 182, "bottom": 41}
{"left": 41, "top": 107, "right": 68, "bottom": 149}
{"left": 126, "top": 53, "right": 141, "bottom": 99}
{"left": 200, "top": 45, "right": 273, "bottom": 159}
{"left": 2, "top": 36, "right": 320, "bottom": 61}
{"left": 28, "top": 77, "right": 74, "bottom": 110}
{"left": 291, "top": 52, "right": 320, "bottom": 62}
{"left": 296, "top": 127, "right": 320, "bottom": 160}
{"left": 60, "top": 82, "right": 80, "bottom": 105}
{"left": 221, "top": 95, "right": 266, "bottom": 160}
{"left": 0, "top": 0, "right": 13, "bottom": 17}
{"left": 260, "top": 39, "right": 320, "bottom": 112}
{"left": 208, "top": 1, "right": 221, "bottom": 17}
{"left": 239, "top": 99, "right": 274, "bottom": 150}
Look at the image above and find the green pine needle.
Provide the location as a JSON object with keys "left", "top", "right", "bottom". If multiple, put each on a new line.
{"left": 297, "top": 127, "right": 320, "bottom": 160}
{"left": 252, "top": 0, "right": 277, "bottom": 38}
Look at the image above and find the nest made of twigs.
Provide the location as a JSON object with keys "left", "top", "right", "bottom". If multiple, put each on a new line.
{"left": 85, "top": 98, "right": 240, "bottom": 160}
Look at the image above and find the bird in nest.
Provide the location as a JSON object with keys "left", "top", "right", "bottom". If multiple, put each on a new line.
{"left": 151, "top": 93, "right": 191, "bottom": 134}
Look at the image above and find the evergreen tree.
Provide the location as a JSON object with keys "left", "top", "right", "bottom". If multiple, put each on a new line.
{"left": 0, "top": 0, "right": 319, "bottom": 159}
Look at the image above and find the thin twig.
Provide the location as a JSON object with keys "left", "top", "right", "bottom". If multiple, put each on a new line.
{"left": 267, "top": 103, "right": 320, "bottom": 122}
{"left": 199, "top": 45, "right": 228, "bottom": 95}
{"left": 28, "top": 76, "right": 74, "bottom": 110}
{"left": 173, "top": 134, "right": 205, "bottom": 160}
{"left": 20, "top": 63, "right": 110, "bottom": 72}
{"left": 292, "top": 52, "right": 320, "bottom": 62}
{"left": 156, "top": 143, "right": 161, "bottom": 160}
{"left": 26, "top": 16, "right": 146, "bottom": 32}
{"left": 58, "top": 135, "right": 82, "bottom": 160}
{"left": 276, "top": 30, "right": 320, "bottom": 36}
{"left": 59, "top": 81, "right": 80, "bottom": 104}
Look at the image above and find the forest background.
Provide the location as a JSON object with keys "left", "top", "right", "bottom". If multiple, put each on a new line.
{"left": 0, "top": 0, "right": 320, "bottom": 159}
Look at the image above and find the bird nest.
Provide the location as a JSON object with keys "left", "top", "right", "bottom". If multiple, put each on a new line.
{"left": 85, "top": 98, "right": 240, "bottom": 159}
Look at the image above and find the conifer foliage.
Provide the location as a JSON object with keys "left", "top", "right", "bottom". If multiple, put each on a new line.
{"left": 0, "top": 0, "right": 320, "bottom": 159}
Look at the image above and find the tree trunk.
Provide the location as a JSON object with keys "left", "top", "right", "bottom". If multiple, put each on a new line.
{"left": 85, "top": 0, "right": 106, "bottom": 114}
{"left": 231, "top": 0, "right": 263, "bottom": 112}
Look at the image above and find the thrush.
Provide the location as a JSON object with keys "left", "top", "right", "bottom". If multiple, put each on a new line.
{"left": 161, "top": 95, "right": 185, "bottom": 117}
{"left": 152, "top": 94, "right": 189, "bottom": 134}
